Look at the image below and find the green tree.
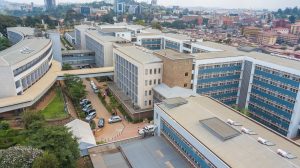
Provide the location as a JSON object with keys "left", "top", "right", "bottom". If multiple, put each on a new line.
{"left": 62, "top": 63, "right": 73, "bottom": 70}
{"left": 33, "top": 151, "right": 59, "bottom": 168}
{"left": 0, "top": 121, "right": 9, "bottom": 130}
{"left": 0, "top": 37, "right": 11, "bottom": 51}
{"left": 64, "top": 74, "right": 87, "bottom": 102}
{"left": 151, "top": 21, "right": 162, "bottom": 30}
{"left": 27, "top": 126, "right": 80, "bottom": 168}
{"left": 22, "top": 111, "right": 45, "bottom": 129}
{"left": 289, "top": 15, "right": 296, "bottom": 23}
{"left": 135, "top": 19, "right": 145, "bottom": 26}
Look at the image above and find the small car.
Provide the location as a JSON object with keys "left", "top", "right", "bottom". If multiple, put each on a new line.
{"left": 82, "top": 104, "right": 92, "bottom": 112}
{"left": 98, "top": 118, "right": 105, "bottom": 128}
{"left": 138, "top": 125, "right": 157, "bottom": 135}
{"left": 80, "top": 99, "right": 89, "bottom": 105}
{"left": 85, "top": 112, "right": 96, "bottom": 122}
{"left": 81, "top": 100, "right": 91, "bottom": 107}
{"left": 86, "top": 109, "right": 96, "bottom": 115}
{"left": 108, "top": 116, "right": 122, "bottom": 124}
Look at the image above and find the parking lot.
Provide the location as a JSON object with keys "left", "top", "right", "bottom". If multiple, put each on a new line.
{"left": 82, "top": 79, "right": 147, "bottom": 143}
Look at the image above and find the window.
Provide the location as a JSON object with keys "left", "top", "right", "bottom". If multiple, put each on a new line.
{"left": 145, "top": 91, "right": 147, "bottom": 96}
{"left": 185, "top": 72, "right": 188, "bottom": 76}
{"left": 184, "top": 83, "right": 187, "bottom": 87}
{"left": 149, "top": 90, "right": 152, "bottom": 95}
{"left": 149, "top": 100, "right": 152, "bottom": 105}
{"left": 145, "top": 80, "right": 148, "bottom": 86}
{"left": 145, "top": 69, "right": 148, "bottom": 75}
{"left": 158, "top": 68, "right": 161, "bottom": 74}
{"left": 150, "top": 69, "right": 152, "bottom": 75}
{"left": 149, "top": 80, "right": 152, "bottom": 85}
{"left": 154, "top": 79, "right": 156, "bottom": 85}
{"left": 154, "top": 69, "right": 157, "bottom": 74}
{"left": 158, "top": 79, "right": 161, "bottom": 84}
{"left": 144, "top": 101, "right": 147, "bottom": 106}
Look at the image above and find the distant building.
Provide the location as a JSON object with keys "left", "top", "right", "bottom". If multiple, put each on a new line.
{"left": 44, "top": 0, "right": 56, "bottom": 10}
{"left": 115, "top": 0, "right": 125, "bottom": 14}
{"left": 242, "top": 26, "right": 261, "bottom": 42}
{"left": 182, "top": 15, "right": 203, "bottom": 25}
{"left": 277, "top": 33, "right": 299, "bottom": 46}
{"left": 257, "top": 31, "right": 277, "bottom": 46}
{"left": 272, "top": 27, "right": 289, "bottom": 34}
{"left": 64, "top": 31, "right": 76, "bottom": 45}
{"left": 151, "top": 0, "right": 157, "bottom": 5}
{"left": 291, "top": 23, "right": 300, "bottom": 35}
{"left": 273, "top": 19, "right": 290, "bottom": 28}
{"left": 80, "top": 6, "right": 91, "bottom": 16}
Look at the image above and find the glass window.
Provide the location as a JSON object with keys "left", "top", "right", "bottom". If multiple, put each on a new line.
{"left": 145, "top": 91, "right": 147, "bottom": 96}
{"left": 149, "top": 90, "right": 152, "bottom": 95}
{"left": 145, "top": 80, "right": 148, "bottom": 86}
{"left": 158, "top": 79, "right": 161, "bottom": 84}
{"left": 149, "top": 100, "right": 152, "bottom": 105}
{"left": 145, "top": 69, "right": 148, "bottom": 75}
{"left": 149, "top": 80, "right": 152, "bottom": 85}
{"left": 185, "top": 72, "right": 188, "bottom": 76}
{"left": 150, "top": 69, "right": 152, "bottom": 75}
{"left": 154, "top": 69, "right": 157, "bottom": 74}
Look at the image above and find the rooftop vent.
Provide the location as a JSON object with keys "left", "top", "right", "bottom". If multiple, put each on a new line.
{"left": 257, "top": 137, "right": 275, "bottom": 146}
{"left": 20, "top": 47, "right": 34, "bottom": 54}
{"left": 277, "top": 149, "right": 297, "bottom": 159}
{"left": 241, "top": 127, "right": 256, "bottom": 135}
{"left": 227, "top": 119, "right": 242, "bottom": 126}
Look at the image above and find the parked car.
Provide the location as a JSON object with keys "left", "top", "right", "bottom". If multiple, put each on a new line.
{"left": 93, "top": 88, "right": 100, "bottom": 93}
{"left": 108, "top": 116, "right": 122, "bottom": 124}
{"left": 80, "top": 99, "right": 89, "bottom": 105}
{"left": 138, "top": 125, "right": 157, "bottom": 135}
{"left": 82, "top": 104, "right": 92, "bottom": 112}
{"left": 85, "top": 112, "right": 96, "bottom": 122}
{"left": 86, "top": 109, "right": 96, "bottom": 115}
{"left": 98, "top": 118, "right": 105, "bottom": 128}
{"left": 81, "top": 100, "right": 91, "bottom": 107}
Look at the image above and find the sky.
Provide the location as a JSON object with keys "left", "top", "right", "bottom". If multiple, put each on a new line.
{"left": 4, "top": 0, "right": 300, "bottom": 10}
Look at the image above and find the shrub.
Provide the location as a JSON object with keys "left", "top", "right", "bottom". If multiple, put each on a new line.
{"left": 0, "top": 121, "right": 9, "bottom": 130}
{"left": 90, "top": 120, "right": 96, "bottom": 130}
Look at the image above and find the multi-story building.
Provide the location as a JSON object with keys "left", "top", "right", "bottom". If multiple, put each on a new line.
{"left": 85, "top": 30, "right": 127, "bottom": 67}
{"left": 64, "top": 31, "right": 76, "bottom": 45}
{"left": 191, "top": 41, "right": 300, "bottom": 138}
{"left": 257, "top": 31, "right": 277, "bottom": 46}
{"left": 44, "top": 0, "right": 56, "bottom": 10}
{"left": 135, "top": 33, "right": 164, "bottom": 50}
{"left": 113, "top": 46, "right": 163, "bottom": 109}
{"left": 242, "top": 26, "right": 261, "bottom": 42}
{"left": 272, "top": 27, "right": 290, "bottom": 34}
{"left": 154, "top": 49, "right": 193, "bottom": 89}
{"left": 164, "top": 33, "right": 192, "bottom": 53}
{"left": 154, "top": 96, "right": 300, "bottom": 168}
{"left": 277, "top": 33, "right": 299, "bottom": 46}
{"left": 291, "top": 23, "right": 300, "bottom": 35}
{"left": 74, "top": 24, "right": 95, "bottom": 49}
{"left": 272, "top": 19, "right": 290, "bottom": 28}
{"left": 1, "top": 27, "right": 53, "bottom": 98}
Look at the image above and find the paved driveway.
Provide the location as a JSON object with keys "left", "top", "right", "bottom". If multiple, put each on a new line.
{"left": 83, "top": 78, "right": 150, "bottom": 143}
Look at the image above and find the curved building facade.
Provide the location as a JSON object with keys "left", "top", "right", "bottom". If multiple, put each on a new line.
{"left": 0, "top": 27, "right": 53, "bottom": 98}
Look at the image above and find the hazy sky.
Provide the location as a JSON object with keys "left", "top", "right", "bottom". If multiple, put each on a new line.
{"left": 5, "top": 0, "right": 300, "bottom": 10}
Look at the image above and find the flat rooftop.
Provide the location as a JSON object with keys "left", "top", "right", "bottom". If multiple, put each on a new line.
{"left": 164, "top": 33, "right": 191, "bottom": 41}
{"left": 0, "top": 38, "right": 51, "bottom": 66}
{"left": 154, "top": 49, "right": 194, "bottom": 60}
{"left": 120, "top": 136, "right": 190, "bottom": 168}
{"left": 153, "top": 83, "right": 196, "bottom": 99}
{"left": 7, "top": 27, "right": 35, "bottom": 36}
{"left": 157, "top": 96, "right": 300, "bottom": 168}
{"left": 99, "top": 28, "right": 129, "bottom": 33}
{"left": 62, "top": 50, "right": 95, "bottom": 55}
{"left": 192, "top": 41, "right": 300, "bottom": 71}
{"left": 85, "top": 30, "right": 126, "bottom": 43}
{"left": 114, "top": 46, "right": 162, "bottom": 64}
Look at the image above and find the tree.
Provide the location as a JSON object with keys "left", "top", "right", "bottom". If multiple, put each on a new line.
{"left": 151, "top": 21, "right": 162, "bottom": 30}
{"left": 22, "top": 111, "right": 45, "bottom": 129}
{"left": 0, "top": 146, "right": 43, "bottom": 168}
{"left": 0, "top": 121, "right": 9, "bottom": 130}
{"left": 27, "top": 126, "right": 80, "bottom": 168}
{"left": 62, "top": 63, "right": 73, "bottom": 70}
{"left": 289, "top": 15, "right": 296, "bottom": 23}
{"left": 0, "top": 37, "right": 11, "bottom": 51}
{"left": 135, "top": 19, "right": 145, "bottom": 26}
{"left": 64, "top": 74, "right": 87, "bottom": 102}
{"left": 33, "top": 151, "right": 59, "bottom": 168}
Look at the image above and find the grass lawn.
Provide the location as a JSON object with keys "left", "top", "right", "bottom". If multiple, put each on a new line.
{"left": 41, "top": 89, "right": 68, "bottom": 120}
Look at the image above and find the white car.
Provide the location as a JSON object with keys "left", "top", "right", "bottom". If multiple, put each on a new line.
{"left": 138, "top": 125, "right": 157, "bottom": 135}
{"left": 108, "top": 116, "right": 122, "bottom": 124}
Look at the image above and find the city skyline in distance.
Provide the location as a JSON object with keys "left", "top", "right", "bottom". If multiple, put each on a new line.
{"left": 4, "top": 0, "right": 300, "bottom": 10}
